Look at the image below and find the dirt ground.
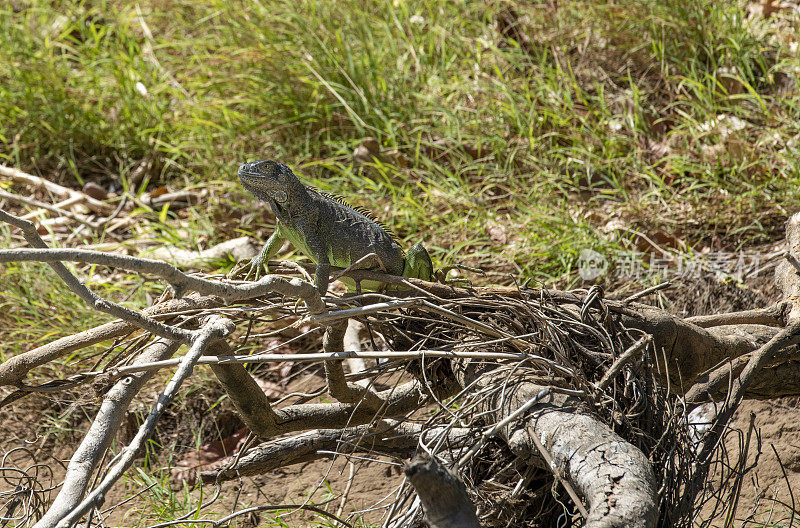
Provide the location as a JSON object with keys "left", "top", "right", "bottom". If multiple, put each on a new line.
{"left": 0, "top": 365, "right": 408, "bottom": 527}
{"left": 666, "top": 269, "right": 800, "bottom": 526}
{"left": 725, "top": 397, "right": 800, "bottom": 526}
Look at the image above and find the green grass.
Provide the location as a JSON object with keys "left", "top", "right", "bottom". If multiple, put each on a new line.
{"left": 3, "top": 0, "right": 798, "bottom": 282}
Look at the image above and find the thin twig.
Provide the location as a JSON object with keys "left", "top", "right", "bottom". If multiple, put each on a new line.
{"left": 595, "top": 336, "right": 651, "bottom": 392}
{"left": 102, "top": 349, "right": 529, "bottom": 377}
{"left": 771, "top": 443, "right": 796, "bottom": 528}
{"left": 0, "top": 189, "right": 98, "bottom": 229}
{"left": 456, "top": 387, "right": 553, "bottom": 468}
{"left": 786, "top": 252, "right": 800, "bottom": 275}
{"left": 0, "top": 165, "right": 113, "bottom": 214}
{"left": 623, "top": 282, "right": 671, "bottom": 304}
{"left": 308, "top": 300, "right": 419, "bottom": 325}
{"left": 336, "top": 462, "right": 356, "bottom": 519}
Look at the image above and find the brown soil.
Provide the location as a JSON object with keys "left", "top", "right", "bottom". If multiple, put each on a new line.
{"left": 723, "top": 397, "right": 800, "bottom": 526}
{"left": 662, "top": 268, "right": 800, "bottom": 526}
{"left": 0, "top": 365, "right": 405, "bottom": 527}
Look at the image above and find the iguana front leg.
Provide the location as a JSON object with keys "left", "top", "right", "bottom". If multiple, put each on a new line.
{"left": 303, "top": 229, "right": 331, "bottom": 295}
{"left": 247, "top": 229, "right": 285, "bottom": 280}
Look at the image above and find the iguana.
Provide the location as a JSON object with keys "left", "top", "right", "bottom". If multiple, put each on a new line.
{"left": 239, "top": 159, "right": 433, "bottom": 294}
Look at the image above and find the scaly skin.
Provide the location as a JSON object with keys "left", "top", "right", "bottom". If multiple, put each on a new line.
{"left": 238, "top": 159, "right": 433, "bottom": 294}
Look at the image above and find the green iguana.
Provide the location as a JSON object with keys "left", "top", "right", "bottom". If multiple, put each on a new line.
{"left": 239, "top": 159, "right": 433, "bottom": 294}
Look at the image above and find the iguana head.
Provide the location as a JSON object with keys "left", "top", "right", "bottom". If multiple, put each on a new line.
{"left": 238, "top": 159, "right": 305, "bottom": 206}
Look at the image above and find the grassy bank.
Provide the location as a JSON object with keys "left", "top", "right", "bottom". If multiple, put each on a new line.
{"left": 4, "top": 0, "right": 799, "bottom": 274}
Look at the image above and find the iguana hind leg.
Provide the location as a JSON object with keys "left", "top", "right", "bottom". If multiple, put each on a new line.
{"left": 332, "top": 253, "right": 387, "bottom": 279}
{"left": 403, "top": 242, "right": 434, "bottom": 281}
{"left": 332, "top": 253, "right": 386, "bottom": 294}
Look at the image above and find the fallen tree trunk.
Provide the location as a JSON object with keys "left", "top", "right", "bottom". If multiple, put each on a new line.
{"left": 453, "top": 363, "right": 658, "bottom": 528}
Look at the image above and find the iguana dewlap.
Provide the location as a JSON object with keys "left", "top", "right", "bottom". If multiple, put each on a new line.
{"left": 239, "top": 159, "right": 432, "bottom": 294}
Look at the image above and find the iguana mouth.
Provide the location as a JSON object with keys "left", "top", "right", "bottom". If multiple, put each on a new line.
{"left": 237, "top": 161, "right": 260, "bottom": 180}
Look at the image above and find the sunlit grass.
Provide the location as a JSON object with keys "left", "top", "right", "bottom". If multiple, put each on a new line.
{"left": 2, "top": 0, "right": 797, "bottom": 410}
{"left": 3, "top": 0, "right": 797, "bottom": 276}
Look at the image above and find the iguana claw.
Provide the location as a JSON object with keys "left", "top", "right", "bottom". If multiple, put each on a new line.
{"left": 244, "top": 230, "right": 283, "bottom": 282}
{"left": 244, "top": 254, "right": 267, "bottom": 281}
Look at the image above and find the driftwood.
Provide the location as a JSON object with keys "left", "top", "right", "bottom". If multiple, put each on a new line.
{"left": 3, "top": 199, "right": 800, "bottom": 528}
{"left": 404, "top": 453, "right": 480, "bottom": 528}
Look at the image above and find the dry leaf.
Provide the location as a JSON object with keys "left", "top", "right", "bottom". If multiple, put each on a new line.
{"left": 82, "top": 182, "right": 108, "bottom": 201}
{"left": 353, "top": 137, "right": 381, "bottom": 165}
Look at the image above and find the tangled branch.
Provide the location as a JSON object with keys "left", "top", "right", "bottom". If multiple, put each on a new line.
{"left": 4, "top": 206, "right": 800, "bottom": 527}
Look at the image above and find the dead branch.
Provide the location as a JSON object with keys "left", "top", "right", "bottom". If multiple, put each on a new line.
{"left": 0, "top": 294, "right": 223, "bottom": 387}
{"left": 776, "top": 215, "right": 800, "bottom": 321}
{"left": 0, "top": 165, "right": 114, "bottom": 215}
{"left": 307, "top": 299, "right": 418, "bottom": 324}
{"left": 323, "top": 320, "right": 387, "bottom": 409}
{"left": 204, "top": 425, "right": 399, "bottom": 482}
{"left": 684, "top": 323, "right": 800, "bottom": 404}
{"left": 615, "top": 303, "right": 780, "bottom": 390}
{"left": 201, "top": 421, "right": 473, "bottom": 483}
{"left": 145, "top": 236, "right": 258, "bottom": 268}
{"left": 343, "top": 319, "right": 368, "bottom": 379}
{"left": 595, "top": 335, "right": 650, "bottom": 392}
{"left": 404, "top": 453, "right": 480, "bottom": 528}
{"left": 31, "top": 339, "right": 181, "bottom": 528}
{"left": 99, "top": 349, "right": 527, "bottom": 378}
{"left": 0, "top": 245, "right": 325, "bottom": 314}
{"left": 213, "top": 368, "right": 461, "bottom": 440}
{"left": 41, "top": 316, "right": 233, "bottom": 528}
{"left": 686, "top": 351, "right": 800, "bottom": 404}
{"left": 0, "top": 189, "right": 100, "bottom": 229}
{"left": 686, "top": 302, "right": 790, "bottom": 328}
